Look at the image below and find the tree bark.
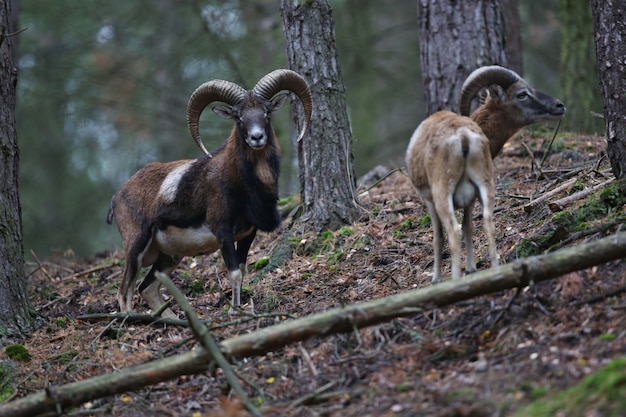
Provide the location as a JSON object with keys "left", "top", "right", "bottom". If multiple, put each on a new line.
{"left": 281, "top": 0, "right": 360, "bottom": 232}
{"left": 417, "top": 0, "right": 510, "bottom": 115}
{"left": 3, "top": 230, "right": 626, "bottom": 417}
{"left": 590, "top": 0, "right": 626, "bottom": 179}
{"left": 0, "top": 0, "right": 37, "bottom": 343}
{"left": 559, "top": 0, "right": 603, "bottom": 133}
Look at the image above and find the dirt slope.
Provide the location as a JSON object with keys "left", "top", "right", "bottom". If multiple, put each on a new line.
{"left": 4, "top": 131, "right": 626, "bottom": 417}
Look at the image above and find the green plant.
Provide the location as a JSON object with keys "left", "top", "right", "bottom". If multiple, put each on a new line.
{"left": 399, "top": 218, "right": 414, "bottom": 231}
{"left": 5, "top": 345, "right": 31, "bottom": 362}
{"left": 54, "top": 317, "right": 71, "bottom": 328}
{"left": 338, "top": 226, "right": 354, "bottom": 236}
{"left": 417, "top": 214, "right": 431, "bottom": 227}
{"left": 252, "top": 256, "right": 270, "bottom": 271}
{"left": 189, "top": 279, "right": 204, "bottom": 296}
{"left": 394, "top": 382, "right": 412, "bottom": 392}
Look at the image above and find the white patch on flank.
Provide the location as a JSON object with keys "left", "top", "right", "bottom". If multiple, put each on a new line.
{"left": 158, "top": 162, "right": 192, "bottom": 203}
{"left": 155, "top": 224, "right": 219, "bottom": 257}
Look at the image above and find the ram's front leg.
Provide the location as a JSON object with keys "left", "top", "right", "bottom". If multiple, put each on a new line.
{"left": 220, "top": 239, "right": 244, "bottom": 314}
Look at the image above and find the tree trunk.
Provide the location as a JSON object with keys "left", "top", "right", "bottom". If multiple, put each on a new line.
{"left": 281, "top": 0, "right": 360, "bottom": 232}
{"left": 590, "top": 0, "right": 626, "bottom": 179}
{"left": 501, "top": 0, "right": 523, "bottom": 75}
{"left": 417, "top": 0, "right": 510, "bottom": 115}
{"left": 559, "top": 0, "right": 603, "bottom": 133}
{"left": 0, "top": 0, "right": 37, "bottom": 343}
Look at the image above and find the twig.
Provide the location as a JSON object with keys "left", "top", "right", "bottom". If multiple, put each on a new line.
{"left": 491, "top": 287, "right": 521, "bottom": 326}
{"left": 0, "top": 27, "right": 27, "bottom": 47}
{"left": 357, "top": 167, "right": 403, "bottom": 194}
{"left": 298, "top": 343, "right": 318, "bottom": 377}
{"left": 155, "top": 272, "right": 263, "bottom": 417}
{"left": 62, "top": 263, "right": 120, "bottom": 280}
{"left": 76, "top": 312, "right": 187, "bottom": 327}
{"left": 538, "top": 119, "right": 562, "bottom": 168}
{"left": 29, "top": 250, "right": 55, "bottom": 281}
{"left": 287, "top": 379, "right": 338, "bottom": 409}
{"left": 520, "top": 142, "right": 545, "bottom": 179}
{"left": 573, "top": 282, "right": 626, "bottom": 307}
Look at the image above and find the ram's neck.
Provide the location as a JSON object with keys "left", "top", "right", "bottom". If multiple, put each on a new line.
{"left": 471, "top": 107, "right": 523, "bottom": 159}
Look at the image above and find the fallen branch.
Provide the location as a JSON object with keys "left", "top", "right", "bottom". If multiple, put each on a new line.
{"left": 548, "top": 178, "right": 615, "bottom": 212}
{"left": 4, "top": 232, "right": 626, "bottom": 417}
{"left": 155, "top": 272, "right": 262, "bottom": 417}
{"left": 523, "top": 177, "right": 577, "bottom": 214}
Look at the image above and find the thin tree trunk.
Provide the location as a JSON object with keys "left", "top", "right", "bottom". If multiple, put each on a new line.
{"left": 417, "top": 0, "right": 509, "bottom": 115}
{"left": 590, "top": 0, "right": 626, "bottom": 179}
{"left": 0, "top": 0, "right": 36, "bottom": 343}
{"left": 281, "top": 0, "right": 359, "bottom": 232}
{"left": 3, "top": 231, "right": 626, "bottom": 417}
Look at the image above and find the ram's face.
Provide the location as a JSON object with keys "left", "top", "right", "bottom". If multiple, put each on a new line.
{"left": 503, "top": 82, "right": 566, "bottom": 125}
{"left": 236, "top": 97, "right": 272, "bottom": 150}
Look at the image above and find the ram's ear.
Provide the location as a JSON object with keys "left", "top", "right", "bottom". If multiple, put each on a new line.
{"left": 212, "top": 105, "right": 237, "bottom": 120}
{"left": 269, "top": 92, "right": 289, "bottom": 113}
{"left": 487, "top": 85, "right": 506, "bottom": 105}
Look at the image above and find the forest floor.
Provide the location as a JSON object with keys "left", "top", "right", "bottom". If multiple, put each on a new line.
{"left": 4, "top": 129, "right": 626, "bottom": 417}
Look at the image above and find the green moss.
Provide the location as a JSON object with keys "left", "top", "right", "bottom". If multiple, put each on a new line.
{"left": 600, "top": 179, "right": 626, "bottom": 209}
{"left": 179, "top": 270, "right": 192, "bottom": 280}
{"left": 277, "top": 195, "right": 296, "bottom": 206}
{"left": 399, "top": 218, "right": 414, "bottom": 231}
{"left": 550, "top": 211, "right": 574, "bottom": 229}
{"left": 5, "top": 345, "right": 31, "bottom": 363}
{"left": 338, "top": 226, "right": 354, "bottom": 237}
{"left": 417, "top": 214, "right": 431, "bottom": 227}
{"left": 293, "top": 230, "right": 337, "bottom": 256}
{"left": 393, "top": 230, "right": 405, "bottom": 239}
{"left": 50, "top": 350, "right": 79, "bottom": 365}
{"left": 328, "top": 251, "right": 345, "bottom": 265}
{"left": 54, "top": 316, "right": 71, "bottom": 328}
{"left": 394, "top": 382, "right": 412, "bottom": 392}
{"left": 189, "top": 279, "right": 204, "bottom": 295}
{"left": 571, "top": 178, "right": 586, "bottom": 193}
{"left": 352, "top": 234, "right": 372, "bottom": 250}
{"left": 513, "top": 356, "right": 626, "bottom": 417}
{"left": 0, "top": 361, "right": 16, "bottom": 403}
{"left": 516, "top": 229, "right": 556, "bottom": 258}
{"left": 252, "top": 256, "right": 270, "bottom": 271}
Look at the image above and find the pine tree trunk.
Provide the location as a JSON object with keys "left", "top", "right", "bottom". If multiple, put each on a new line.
{"left": 590, "top": 0, "right": 626, "bottom": 179}
{"left": 0, "top": 0, "right": 37, "bottom": 343}
{"left": 559, "top": 0, "right": 603, "bottom": 133}
{"left": 281, "top": 0, "right": 359, "bottom": 232}
{"left": 417, "top": 0, "right": 509, "bottom": 115}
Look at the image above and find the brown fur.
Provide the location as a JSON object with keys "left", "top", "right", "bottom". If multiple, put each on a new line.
{"left": 405, "top": 111, "right": 498, "bottom": 283}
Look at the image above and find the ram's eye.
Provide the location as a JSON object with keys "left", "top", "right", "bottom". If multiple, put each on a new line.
{"left": 517, "top": 91, "right": 529, "bottom": 100}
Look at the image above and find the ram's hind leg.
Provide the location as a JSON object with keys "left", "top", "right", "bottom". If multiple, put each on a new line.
{"left": 138, "top": 253, "right": 181, "bottom": 319}
{"left": 462, "top": 200, "right": 477, "bottom": 274}
{"left": 118, "top": 259, "right": 140, "bottom": 314}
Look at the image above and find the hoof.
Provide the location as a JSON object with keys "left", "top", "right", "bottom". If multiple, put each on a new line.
{"left": 157, "top": 307, "right": 178, "bottom": 320}
{"left": 228, "top": 299, "right": 255, "bottom": 316}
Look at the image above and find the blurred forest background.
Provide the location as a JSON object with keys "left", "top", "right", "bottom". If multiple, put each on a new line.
{"left": 16, "top": 0, "right": 603, "bottom": 259}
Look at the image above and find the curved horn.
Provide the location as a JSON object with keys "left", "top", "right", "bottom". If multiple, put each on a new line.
{"left": 459, "top": 65, "right": 521, "bottom": 116}
{"left": 252, "top": 69, "right": 313, "bottom": 142}
{"left": 187, "top": 80, "right": 246, "bottom": 155}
